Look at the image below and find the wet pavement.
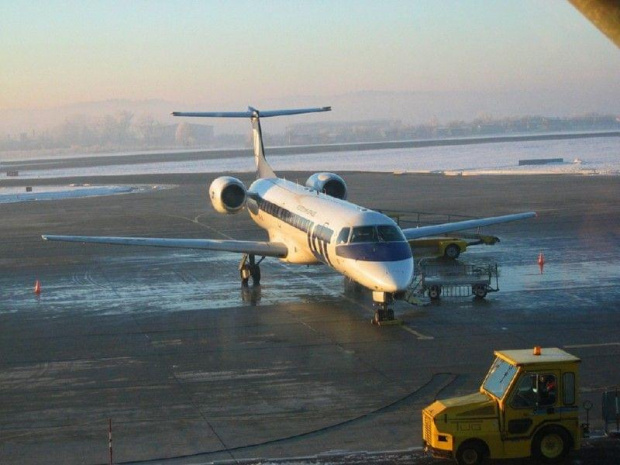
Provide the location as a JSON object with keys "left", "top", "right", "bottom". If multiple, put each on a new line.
{"left": 0, "top": 172, "right": 619, "bottom": 464}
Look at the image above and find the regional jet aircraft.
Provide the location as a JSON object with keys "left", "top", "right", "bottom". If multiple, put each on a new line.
{"left": 43, "top": 107, "right": 535, "bottom": 322}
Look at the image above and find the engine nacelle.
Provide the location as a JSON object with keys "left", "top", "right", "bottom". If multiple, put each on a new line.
{"left": 305, "top": 172, "right": 348, "bottom": 200}
{"left": 209, "top": 176, "right": 247, "bottom": 214}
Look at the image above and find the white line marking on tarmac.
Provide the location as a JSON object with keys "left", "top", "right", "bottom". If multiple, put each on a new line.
{"left": 401, "top": 326, "right": 434, "bottom": 340}
{"left": 564, "top": 342, "right": 620, "bottom": 349}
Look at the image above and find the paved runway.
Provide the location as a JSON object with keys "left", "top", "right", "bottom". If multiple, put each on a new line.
{"left": 1, "top": 171, "right": 619, "bottom": 464}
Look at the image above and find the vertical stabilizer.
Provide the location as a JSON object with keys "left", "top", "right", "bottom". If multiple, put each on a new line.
{"left": 250, "top": 108, "right": 276, "bottom": 179}
{"left": 172, "top": 106, "right": 331, "bottom": 179}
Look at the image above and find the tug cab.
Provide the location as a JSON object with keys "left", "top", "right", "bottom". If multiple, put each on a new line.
{"left": 422, "top": 347, "right": 581, "bottom": 465}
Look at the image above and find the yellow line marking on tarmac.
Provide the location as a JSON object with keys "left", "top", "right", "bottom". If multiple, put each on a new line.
{"left": 564, "top": 342, "right": 620, "bottom": 349}
{"left": 401, "top": 326, "right": 434, "bottom": 340}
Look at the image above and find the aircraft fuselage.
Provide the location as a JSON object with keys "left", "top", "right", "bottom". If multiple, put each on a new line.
{"left": 247, "top": 177, "right": 414, "bottom": 293}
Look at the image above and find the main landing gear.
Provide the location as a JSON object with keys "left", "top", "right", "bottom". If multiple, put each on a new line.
{"left": 239, "top": 254, "right": 264, "bottom": 287}
{"left": 372, "top": 291, "right": 399, "bottom": 325}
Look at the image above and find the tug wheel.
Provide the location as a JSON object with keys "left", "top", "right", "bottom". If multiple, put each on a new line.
{"left": 456, "top": 440, "right": 487, "bottom": 465}
{"left": 532, "top": 426, "right": 571, "bottom": 463}
{"left": 444, "top": 243, "right": 461, "bottom": 259}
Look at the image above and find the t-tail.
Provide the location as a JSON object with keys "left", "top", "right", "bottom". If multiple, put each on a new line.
{"left": 172, "top": 106, "right": 331, "bottom": 179}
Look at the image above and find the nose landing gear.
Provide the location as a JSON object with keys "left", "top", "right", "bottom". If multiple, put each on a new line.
{"left": 372, "top": 291, "right": 400, "bottom": 325}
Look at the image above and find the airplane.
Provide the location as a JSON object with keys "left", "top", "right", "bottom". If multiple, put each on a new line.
{"left": 43, "top": 106, "right": 536, "bottom": 322}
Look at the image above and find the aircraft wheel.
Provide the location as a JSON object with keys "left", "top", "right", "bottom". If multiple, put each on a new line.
{"left": 444, "top": 243, "right": 461, "bottom": 259}
{"left": 372, "top": 307, "right": 394, "bottom": 324}
{"left": 428, "top": 285, "right": 441, "bottom": 300}
{"left": 250, "top": 265, "right": 261, "bottom": 286}
{"left": 240, "top": 268, "right": 250, "bottom": 287}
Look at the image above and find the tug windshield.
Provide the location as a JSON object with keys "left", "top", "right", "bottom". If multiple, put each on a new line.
{"left": 482, "top": 358, "right": 518, "bottom": 399}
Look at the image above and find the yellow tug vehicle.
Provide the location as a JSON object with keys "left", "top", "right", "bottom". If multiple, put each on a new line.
{"left": 423, "top": 347, "right": 582, "bottom": 465}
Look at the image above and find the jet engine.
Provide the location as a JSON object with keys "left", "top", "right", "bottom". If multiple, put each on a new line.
{"left": 209, "top": 176, "right": 247, "bottom": 214}
{"left": 305, "top": 172, "right": 348, "bottom": 200}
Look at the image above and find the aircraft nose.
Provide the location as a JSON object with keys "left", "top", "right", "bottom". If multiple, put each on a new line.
{"left": 380, "top": 260, "right": 414, "bottom": 292}
{"left": 355, "top": 259, "right": 413, "bottom": 292}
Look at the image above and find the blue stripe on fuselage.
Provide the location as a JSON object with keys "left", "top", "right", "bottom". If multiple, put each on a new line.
{"left": 335, "top": 242, "right": 412, "bottom": 262}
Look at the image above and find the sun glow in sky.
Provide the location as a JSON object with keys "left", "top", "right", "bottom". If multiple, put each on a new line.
{"left": 1, "top": 1, "right": 619, "bottom": 116}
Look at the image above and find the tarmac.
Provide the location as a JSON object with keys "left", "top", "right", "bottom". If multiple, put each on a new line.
{"left": 1, "top": 170, "right": 619, "bottom": 464}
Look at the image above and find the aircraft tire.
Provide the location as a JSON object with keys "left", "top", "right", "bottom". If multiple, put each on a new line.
{"left": 473, "top": 284, "right": 487, "bottom": 299}
{"left": 428, "top": 285, "right": 441, "bottom": 300}
{"left": 251, "top": 265, "right": 261, "bottom": 286}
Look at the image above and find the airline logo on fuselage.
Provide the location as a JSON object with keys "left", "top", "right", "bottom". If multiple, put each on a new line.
{"left": 297, "top": 205, "right": 317, "bottom": 217}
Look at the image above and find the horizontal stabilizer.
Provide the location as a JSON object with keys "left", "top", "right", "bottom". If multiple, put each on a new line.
{"left": 172, "top": 106, "right": 331, "bottom": 118}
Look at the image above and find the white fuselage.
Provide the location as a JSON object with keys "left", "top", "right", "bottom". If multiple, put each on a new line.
{"left": 246, "top": 177, "right": 414, "bottom": 293}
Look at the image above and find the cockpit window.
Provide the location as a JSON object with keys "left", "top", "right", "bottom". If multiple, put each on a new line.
{"left": 348, "top": 225, "right": 405, "bottom": 243}
{"left": 377, "top": 225, "right": 405, "bottom": 242}
{"left": 336, "top": 228, "right": 350, "bottom": 245}
{"left": 350, "top": 226, "right": 378, "bottom": 243}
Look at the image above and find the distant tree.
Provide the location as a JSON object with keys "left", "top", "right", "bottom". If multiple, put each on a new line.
{"left": 97, "top": 111, "right": 135, "bottom": 146}
{"left": 56, "top": 114, "right": 98, "bottom": 147}
{"left": 116, "top": 111, "right": 134, "bottom": 144}
{"left": 135, "top": 114, "right": 161, "bottom": 145}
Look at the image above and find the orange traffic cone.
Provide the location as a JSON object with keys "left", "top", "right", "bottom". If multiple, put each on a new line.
{"left": 34, "top": 279, "right": 41, "bottom": 294}
{"left": 538, "top": 252, "right": 545, "bottom": 274}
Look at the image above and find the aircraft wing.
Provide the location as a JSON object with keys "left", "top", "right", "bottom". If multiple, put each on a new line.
{"left": 41, "top": 235, "right": 288, "bottom": 258}
{"left": 401, "top": 212, "right": 536, "bottom": 240}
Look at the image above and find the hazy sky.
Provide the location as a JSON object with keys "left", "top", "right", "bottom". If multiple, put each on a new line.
{"left": 1, "top": 1, "right": 619, "bottom": 118}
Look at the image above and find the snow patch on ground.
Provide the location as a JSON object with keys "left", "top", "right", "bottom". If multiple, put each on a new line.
{"left": 5, "top": 136, "right": 618, "bottom": 180}
{"left": 0, "top": 184, "right": 168, "bottom": 204}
